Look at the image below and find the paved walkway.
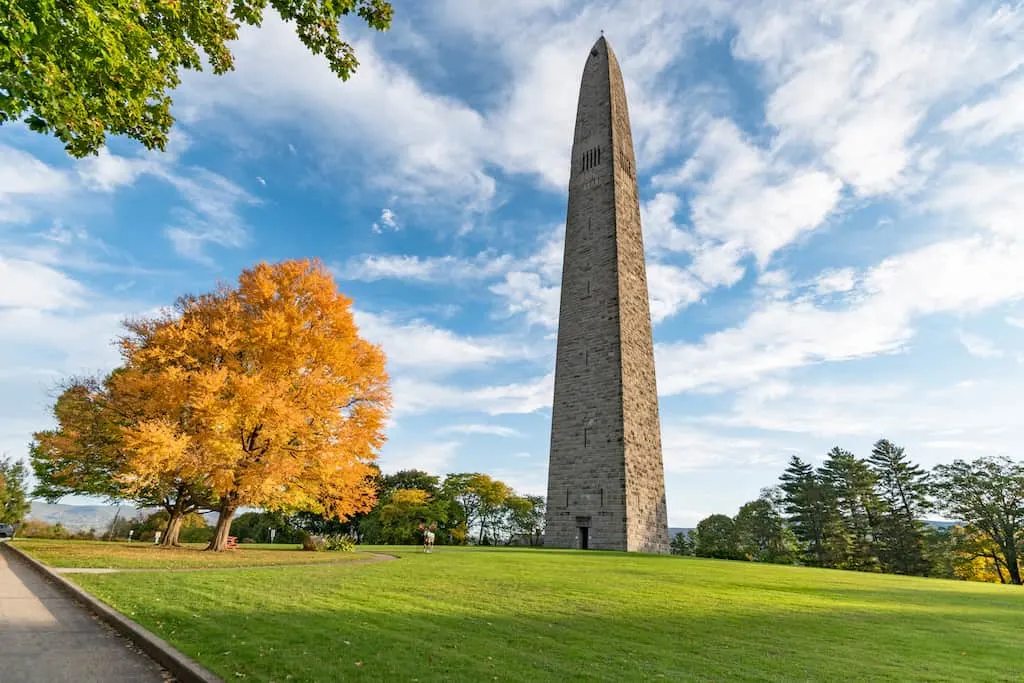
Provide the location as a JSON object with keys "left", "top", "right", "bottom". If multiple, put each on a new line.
{"left": 0, "top": 547, "right": 169, "bottom": 682}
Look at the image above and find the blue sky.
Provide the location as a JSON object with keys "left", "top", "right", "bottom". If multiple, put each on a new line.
{"left": 3, "top": 0, "right": 1024, "bottom": 526}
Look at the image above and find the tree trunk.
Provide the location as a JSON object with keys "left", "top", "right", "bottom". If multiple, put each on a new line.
{"left": 206, "top": 503, "right": 238, "bottom": 552}
{"left": 162, "top": 513, "right": 184, "bottom": 547}
{"left": 1003, "top": 545, "right": 1022, "bottom": 586}
{"left": 990, "top": 555, "right": 1007, "bottom": 584}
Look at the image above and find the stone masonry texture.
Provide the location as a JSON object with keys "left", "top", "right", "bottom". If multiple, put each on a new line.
{"left": 544, "top": 36, "right": 670, "bottom": 553}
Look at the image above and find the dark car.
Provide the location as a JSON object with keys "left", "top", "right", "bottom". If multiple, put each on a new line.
{"left": 0, "top": 523, "right": 14, "bottom": 539}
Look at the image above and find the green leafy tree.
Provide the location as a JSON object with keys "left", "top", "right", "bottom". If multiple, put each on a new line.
{"left": 381, "top": 469, "right": 441, "bottom": 497}
{"left": 931, "top": 457, "right": 1024, "bottom": 585}
{"left": 0, "top": 456, "right": 31, "bottom": 526}
{"left": 378, "top": 489, "right": 448, "bottom": 544}
{"left": 229, "top": 511, "right": 301, "bottom": 544}
{"left": 920, "top": 525, "right": 957, "bottom": 580}
{"left": 869, "top": 439, "right": 930, "bottom": 575}
{"left": 670, "top": 531, "right": 696, "bottom": 556}
{"left": 442, "top": 473, "right": 511, "bottom": 544}
{"left": 820, "top": 447, "right": 882, "bottom": 571}
{"left": 694, "top": 514, "right": 740, "bottom": 560}
{"left": 498, "top": 494, "right": 545, "bottom": 546}
{"left": 734, "top": 494, "right": 797, "bottom": 564}
{"left": 2, "top": 0, "right": 394, "bottom": 157}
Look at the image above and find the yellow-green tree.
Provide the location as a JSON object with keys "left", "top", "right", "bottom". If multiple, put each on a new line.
{"left": 116, "top": 259, "right": 391, "bottom": 550}
{"left": 948, "top": 525, "right": 1015, "bottom": 584}
{"left": 442, "top": 473, "right": 512, "bottom": 544}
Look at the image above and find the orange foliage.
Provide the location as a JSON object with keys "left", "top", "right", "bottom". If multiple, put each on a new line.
{"left": 113, "top": 259, "right": 391, "bottom": 547}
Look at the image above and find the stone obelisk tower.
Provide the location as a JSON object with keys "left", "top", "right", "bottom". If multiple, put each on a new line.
{"left": 544, "top": 36, "right": 669, "bottom": 553}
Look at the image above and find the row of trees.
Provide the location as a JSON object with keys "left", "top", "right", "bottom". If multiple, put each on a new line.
{"left": 230, "top": 469, "right": 545, "bottom": 547}
{"left": 12, "top": 468, "right": 544, "bottom": 548}
{"left": 29, "top": 260, "right": 392, "bottom": 550}
{"left": 673, "top": 440, "right": 1024, "bottom": 585}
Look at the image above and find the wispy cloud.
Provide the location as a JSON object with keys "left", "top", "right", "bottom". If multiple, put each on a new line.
{"left": 435, "top": 424, "right": 522, "bottom": 437}
{"left": 958, "top": 331, "right": 1004, "bottom": 359}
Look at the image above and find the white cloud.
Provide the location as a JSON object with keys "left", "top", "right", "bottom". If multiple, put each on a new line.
{"left": 658, "top": 231, "right": 1024, "bottom": 395}
{"left": 339, "top": 252, "right": 513, "bottom": 283}
{"left": 1006, "top": 316, "right": 1024, "bottom": 329}
{"left": 732, "top": 0, "right": 1024, "bottom": 197}
{"left": 371, "top": 207, "right": 399, "bottom": 234}
{"left": 392, "top": 373, "right": 553, "bottom": 418}
{"left": 813, "top": 268, "right": 857, "bottom": 296}
{"left": 177, "top": 15, "right": 495, "bottom": 211}
{"left": 435, "top": 424, "right": 522, "bottom": 437}
{"left": 489, "top": 271, "right": 561, "bottom": 330}
{"left": 0, "top": 257, "right": 85, "bottom": 310}
{"left": 958, "top": 331, "right": 1003, "bottom": 359}
{"left": 647, "top": 263, "right": 704, "bottom": 324}
{"left": 354, "top": 309, "right": 537, "bottom": 375}
{"left": 941, "top": 75, "right": 1024, "bottom": 145}
{"left": 641, "top": 193, "right": 695, "bottom": 254}
{"left": 657, "top": 119, "right": 843, "bottom": 269}
{"left": 162, "top": 168, "right": 259, "bottom": 263}
{"left": 661, "top": 423, "right": 790, "bottom": 474}
{"left": 0, "top": 146, "right": 71, "bottom": 223}
{"left": 926, "top": 164, "right": 1024, "bottom": 238}
{"left": 76, "top": 147, "right": 159, "bottom": 192}
{"left": 379, "top": 441, "right": 461, "bottom": 476}
{"left": 703, "top": 376, "right": 1024, "bottom": 465}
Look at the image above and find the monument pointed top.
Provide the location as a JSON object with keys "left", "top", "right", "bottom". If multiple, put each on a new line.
{"left": 589, "top": 33, "right": 617, "bottom": 62}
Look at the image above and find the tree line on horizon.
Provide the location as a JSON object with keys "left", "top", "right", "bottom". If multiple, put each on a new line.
{"left": 12, "top": 468, "right": 544, "bottom": 550}
{"left": 672, "top": 439, "right": 1024, "bottom": 585}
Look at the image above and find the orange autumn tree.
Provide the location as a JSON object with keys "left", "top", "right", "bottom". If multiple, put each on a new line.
{"left": 116, "top": 259, "right": 391, "bottom": 551}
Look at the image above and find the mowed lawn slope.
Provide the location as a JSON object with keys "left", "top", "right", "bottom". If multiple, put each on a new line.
{"left": 12, "top": 539, "right": 376, "bottom": 569}
{"left": 69, "top": 546, "right": 1023, "bottom": 682}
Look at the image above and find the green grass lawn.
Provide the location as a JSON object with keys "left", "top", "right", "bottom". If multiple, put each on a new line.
{"left": 12, "top": 538, "right": 380, "bottom": 569}
{"left": 54, "top": 544, "right": 1024, "bottom": 682}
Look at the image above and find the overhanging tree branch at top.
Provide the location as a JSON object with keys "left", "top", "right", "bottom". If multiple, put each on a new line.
{"left": 1, "top": 0, "right": 394, "bottom": 157}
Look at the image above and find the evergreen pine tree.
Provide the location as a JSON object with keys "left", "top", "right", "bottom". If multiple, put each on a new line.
{"left": 869, "top": 439, "right": 930, "bottom": 575}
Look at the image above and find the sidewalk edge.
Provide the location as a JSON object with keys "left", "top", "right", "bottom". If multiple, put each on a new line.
{"left": 1, "top": 542, "right": 224, "bottom": 683}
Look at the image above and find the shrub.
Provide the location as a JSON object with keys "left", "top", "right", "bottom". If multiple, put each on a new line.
{"left": 300, "top": 533, "right": 354, "bottom": 552}
{"left": 325, "top": 534, "right": 355, "bottom": 552}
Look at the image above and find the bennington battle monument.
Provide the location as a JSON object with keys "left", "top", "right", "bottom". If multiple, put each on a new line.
{"left": 544, "top": 36, "right": 670, "bottom": 553}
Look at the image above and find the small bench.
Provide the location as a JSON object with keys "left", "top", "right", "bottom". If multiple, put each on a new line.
{"left": 225, "top": 536, "right": 239, "bottom": 549}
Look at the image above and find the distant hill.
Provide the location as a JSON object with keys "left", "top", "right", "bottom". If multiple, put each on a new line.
{"left": 27, "top": 502, "right": 228, "bottom": 531}
{"left": 27, "top": 502, "right": 153, "bottom": 532}
{"left": 668, "top": 527, "right": 694, "bottom": 537}
{"left": 922, "top": 520, "right": 959, "bottom": 530}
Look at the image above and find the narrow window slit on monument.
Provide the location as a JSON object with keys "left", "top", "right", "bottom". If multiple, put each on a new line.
{"left": 584, "top": 428, "right": 589, "bottom": 447}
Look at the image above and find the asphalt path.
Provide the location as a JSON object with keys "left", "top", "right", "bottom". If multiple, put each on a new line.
{"left": 0, "top": 547, "right": 169, "bottom": 682}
